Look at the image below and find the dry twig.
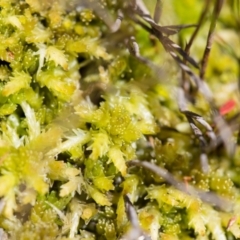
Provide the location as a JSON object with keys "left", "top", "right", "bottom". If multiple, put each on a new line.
{"left": 200, "top": 0, "right": 225, "bottom": 79}
{"left": 127, "top": 160, "right": 233, "bottom": 212}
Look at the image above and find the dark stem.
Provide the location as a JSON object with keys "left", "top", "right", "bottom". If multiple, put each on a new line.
{"left": 182, "top": 0, "right": 211, "bottom": 91}
{"left": 200, "top": 0, "right": 224, "bottom": 79}
{"left": 127, "top": 160, "right": 233, "bottom": 212}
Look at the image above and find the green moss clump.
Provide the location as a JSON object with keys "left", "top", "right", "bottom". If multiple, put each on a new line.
{"left": 0, "top": 0, "right": 239, "bottom": 239}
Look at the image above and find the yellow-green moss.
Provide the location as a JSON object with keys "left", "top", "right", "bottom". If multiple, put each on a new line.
{"left": 0, "top": 0, "right": 239, "bottom": 239}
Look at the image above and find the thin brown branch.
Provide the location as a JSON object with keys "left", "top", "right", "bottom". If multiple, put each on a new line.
{"left": 185, "top": 0, "right": 211, "bottom": 54}
{"left": 120, "top": 195, "right": 151, "bottom": 240}
{"left": 127, "top": 160, "right": 233, "bottom": 212}
{"left": 182, "top": 0, "right": 211, "bottom": 92}
{"left": 200, "top": 0, "right": 225, "bottom": 79}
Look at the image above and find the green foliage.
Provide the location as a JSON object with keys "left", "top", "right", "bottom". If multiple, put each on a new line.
{"left": 0, "top": 0, "right": 239, "bottom": 239}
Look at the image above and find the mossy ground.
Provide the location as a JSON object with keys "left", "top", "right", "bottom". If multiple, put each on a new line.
{"left": 0, "top": 0, "right": 239, "bottom": 239}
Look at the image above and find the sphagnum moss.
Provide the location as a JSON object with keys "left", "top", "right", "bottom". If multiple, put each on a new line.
{"left": 0, "top": 0, "right": 240, "bottom": 239}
